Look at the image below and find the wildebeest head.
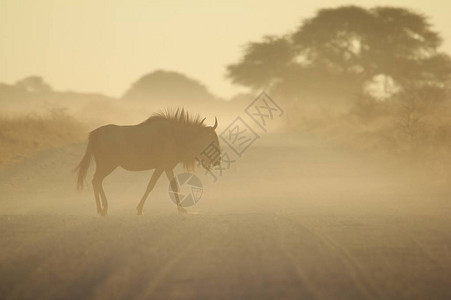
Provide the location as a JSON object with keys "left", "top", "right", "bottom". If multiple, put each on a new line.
{"left": 195, "top": 117, "right": 221, "bottom": 169}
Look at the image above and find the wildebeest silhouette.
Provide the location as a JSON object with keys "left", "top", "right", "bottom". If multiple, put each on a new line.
{"left": 75, "top": 108, "right": 220, "bottom": 216}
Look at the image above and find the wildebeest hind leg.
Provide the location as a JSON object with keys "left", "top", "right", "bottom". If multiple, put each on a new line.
{"left": 165, "top": 168, "right": 187, "bottom": 213}
{"left": 136, "top": 168, "right": 164, "bottom": 215}
{"left": 92, "top": 162, "right": 116, "bottom": 216}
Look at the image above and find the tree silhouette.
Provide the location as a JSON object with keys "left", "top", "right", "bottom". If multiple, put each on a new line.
{"left": 15, "top": 76, "right": 52, "bottom": 93}
{"left": 123, "top": 70, "right": 217, "bottom": 105}
{"left": 227, "top": 6, "right": 451, "bottom": 104}
{"left": 227, "top": 36, "right": 295, "bottom": 90}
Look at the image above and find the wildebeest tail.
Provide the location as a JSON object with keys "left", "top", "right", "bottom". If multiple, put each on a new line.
{"left": 74, "top": 132, "right": 95, "bottom": 191}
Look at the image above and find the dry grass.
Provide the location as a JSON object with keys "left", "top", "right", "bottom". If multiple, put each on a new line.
{"left": 0, "top": 109, "right": 86, "bottom": 167}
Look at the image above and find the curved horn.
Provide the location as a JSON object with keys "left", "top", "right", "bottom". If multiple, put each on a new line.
{"left": 200, "top": 117, "right": 206, "bottom": 124}
{"left": 212, "top": 117, "right": 218, "bottom": 129}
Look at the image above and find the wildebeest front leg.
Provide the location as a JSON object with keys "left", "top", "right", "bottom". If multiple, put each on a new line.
{"left": 136, "top": 168, "right": 164, "bottom": 215}
{"left": 92, "top": 184, "right": 102, "bottom": 214}
{"left": 166, "top": 168, "right": 187, "bottom": 213}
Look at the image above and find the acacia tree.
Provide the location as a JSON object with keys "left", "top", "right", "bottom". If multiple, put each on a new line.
{"left": 227, "top": 6, "right": 451, "bottom": 104}
{"left": 122, "top": 70, "right": 217, "bottom": 106}
{"left": 227, "top": 36, "right": 295, "bottom": 90}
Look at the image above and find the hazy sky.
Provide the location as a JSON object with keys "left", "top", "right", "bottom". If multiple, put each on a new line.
{"left": 1, "top": 0, "right": 450, "bottom": 99}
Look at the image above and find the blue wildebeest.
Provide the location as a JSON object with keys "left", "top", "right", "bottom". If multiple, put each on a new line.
{"left": 75, "top": 109, "right": 220, "bottom": 216}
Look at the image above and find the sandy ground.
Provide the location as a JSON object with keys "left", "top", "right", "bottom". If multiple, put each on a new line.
{"left": 1, "top": 135, "right": 450, "bottom": 299}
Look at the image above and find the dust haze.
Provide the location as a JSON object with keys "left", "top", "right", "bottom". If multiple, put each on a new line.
{"left": 1, "top": 3, "right": 451, "bottom": 300}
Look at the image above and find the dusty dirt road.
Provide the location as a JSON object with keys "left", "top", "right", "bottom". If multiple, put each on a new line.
{"left": 1, "top": 136, "right": 450, "bottom": 299}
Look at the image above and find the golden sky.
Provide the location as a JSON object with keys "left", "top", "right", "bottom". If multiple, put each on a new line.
{"left": 1, "top": 0, "right": 450, "bottom": 99}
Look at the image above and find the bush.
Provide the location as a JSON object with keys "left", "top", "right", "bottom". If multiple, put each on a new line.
{"left": 0, "top": 109, "right": 86, "bottom": 166}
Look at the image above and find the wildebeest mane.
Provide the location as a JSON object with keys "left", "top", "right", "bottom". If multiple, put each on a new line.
{"left": 140, "top": 108, "right": 207, "bottom": 128}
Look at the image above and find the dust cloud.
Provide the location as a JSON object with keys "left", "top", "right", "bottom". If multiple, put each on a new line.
{"left": 1, "top": 4, "right": 451, "bottom": 300}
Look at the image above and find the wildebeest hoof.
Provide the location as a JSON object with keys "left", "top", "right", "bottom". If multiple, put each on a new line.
{"left": 177, "top": 206, "right": 187, "bottom": 213}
